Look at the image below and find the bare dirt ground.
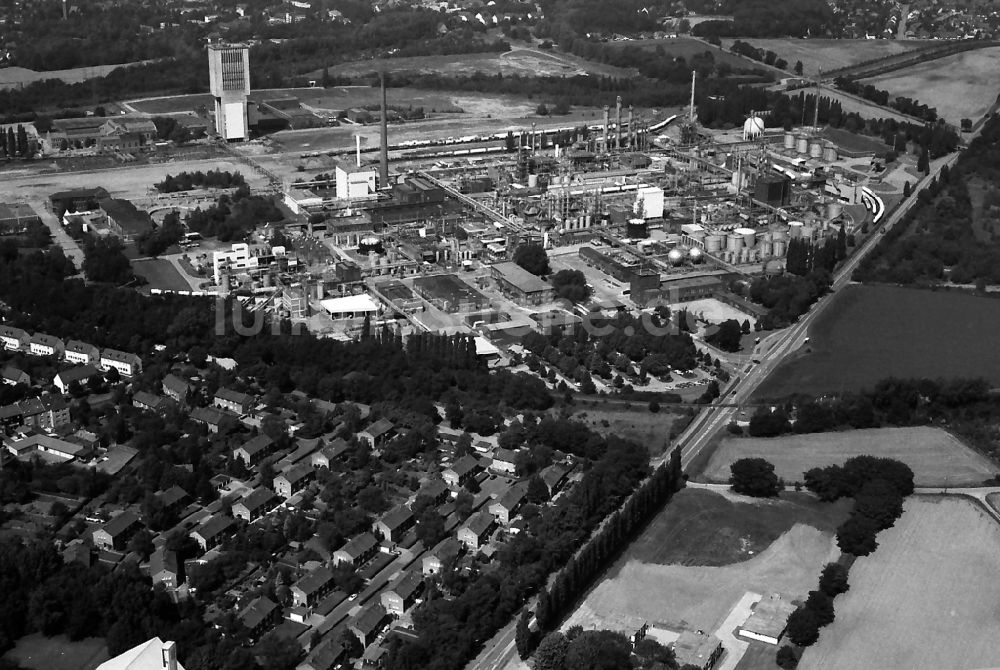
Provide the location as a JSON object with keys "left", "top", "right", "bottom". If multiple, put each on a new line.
{"left": 800, "top": 497, "right": 1000, "bottom": 670}
{"left": 860, "top": 47, "right": 1000, "bottom": 124}
{"left": 699, "top": 427, "right": 998, "bottom": 487}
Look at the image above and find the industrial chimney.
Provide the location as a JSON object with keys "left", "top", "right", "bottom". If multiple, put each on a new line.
{"left": 379, "top": 72, "right": 389, "bottom": 189}
{"left": 62, "top": 0, "right": 68, "bottom": 20}
{"left": 602, "top": 105, "right": 609, "bottom": 152}
{"left": 615, "top": 96, "right": 622, "bottom": 151}
{"left": 627, "top": 105, "right": 634, "bottom": 150}
{"left": 355, "top": 134, "right": 361, "bottom": 168}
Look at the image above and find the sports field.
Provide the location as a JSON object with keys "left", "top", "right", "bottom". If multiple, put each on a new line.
{"left": 860, "top": 47, "right": 1000, "bottom": 124}
{"left": 800, "top": 497, "right": 1000, "bottom": 670}
{"left": 5, "top": 634, "right": 109, "bottom": 670}
{"left": 565, "top": 488, "right": 849, "bottom": 634}
{"left": 754, "top": 284, "right": 1000, "bottom": 399}
{"left": 132, "top": 258, "right": 192, "bottom": 291}
{"left": 700, "top": 427, "right": 997, "bottom": 487}
{"left": 719, "top": 38, "right": 924, "bottom": 76}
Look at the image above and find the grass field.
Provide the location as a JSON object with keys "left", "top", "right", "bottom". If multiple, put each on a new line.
{"left": 4, "top": 634, "right": 109, "bottom": 670}
{"left": 325, "top": 47, "right": 635, "bottom": 79}
{"left": 799, "top": 497, "right": 1000, "bottom": 670}
{"left": 601, "top": 37, "right": 757, "bottom": 71}
{"left": 860, "top": 47, "right": 1000, "bottom": 124}
{"left": 700, "top": 427, "right": 998, "bottom": 487}
{"left": 569, "top": 402, "right": 681, "bottom": 456}
{"left": 754, "top": 284, "right": 1000, "bottom": 399}
{"left": 132, "top": 258, "right": 192, "bottom": 291}
{"left": 0, "top": 61, "right": 155, "bottom": 90}
{"left": 719, "top": 38, "right": 924, "bottom": 77}
{"left": 565, "top": 488, "right": 849, "bottom": 634}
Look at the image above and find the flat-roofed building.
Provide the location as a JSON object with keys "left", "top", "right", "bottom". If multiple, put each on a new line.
{"left": 490, "top": 261, "right": 554, "bottom": 305}
{"left": 671, "top": 631, "right": 723, "bottom": 670}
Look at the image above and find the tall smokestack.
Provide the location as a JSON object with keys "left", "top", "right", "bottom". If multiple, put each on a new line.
{"left": 627, "top": 105, "right": 634, "bottom": 150}
{"left": 379, "top": 71, "right": 389, "bottom": 189}
{"left": 615, "top": 96, "right": 622, "bottom": 151}
{"left": 689, "top": 70, "right": 697, "bottom": 123}
{"left": 602, "top": 105, "right": 609, "bottom": 153}
{"left": 62, "top": 0, "right": 68, "bottom": 20}
{"left": 355, "top": 134, "right": 361, "bottom": 168}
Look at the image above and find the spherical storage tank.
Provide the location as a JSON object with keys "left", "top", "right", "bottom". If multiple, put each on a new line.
{"left": 796, "top": 135, "right": 809, "bottom": 154}
{"left": 743, "top": 116, "right": 765, "bottom": 139}
{"left": 764, "top": 259, "right": 785, "bottom": 275}
{"left": 736, "top": 227, "right": 757, "bottom": 248}
{"left": 705, "top": 234, "right": 724, "bottom": 253}
{"left": 727, "top": 232, "right": 744, "bottom": 252}
{"left": 667, "top": 248, "right": 685, "bottom": 266}
{"left": 809, "top": 141, "right": 823, "bottom": 159}
{"left": 689, "top": 247, "right": 704, "bottom": 263}
{"left": 783, "top": 132, "right": 796, "bottom": 150}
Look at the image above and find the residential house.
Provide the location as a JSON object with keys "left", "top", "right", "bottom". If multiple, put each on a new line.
{"left": 29, "top": 332, "right": 64, "bottom": 357}
{"left": 359, "top": 418, "right": 395, "bottom": 447}
{"left": 278, "top": 437, "right": 322, "bottom": 469}
{"left": 190, "top": 406, "right": 227, "bottom": 433}
{"left": 161, "top": 374, "right": 192, "bottom": 402}
{"left": 100, "top": 349, "right": 142, "bottom": 377}
{"left": 273, "top": 463, "right": 314, "bottom": 499}
{"left": 540, "top": 463, "right": 572, "bottom": 498}
{"left": 0, "top": 325, "right": 29, "bottom": 351}
{"left": 133, "top": 391, "right": 173, "bottom": 415}
{"left": 238, "top": 596, "right": 280, "bottom": 640}
{"left": 149, "top": 547, "right": 181, "bottom": 589}
{"left": 490, "top": 448, "right": 519, "bottom": 475}
{"left": 232, "top": 487, "right": 277, "bottom": 522}
{"left": 54, "top": 364, "right": 101, "bottom": 394}
{"left": 189, "top": 514, "right": 235, "bottom": 552}
{"left": 457, "top": 511, "right": 495, "bottom": 551}
{"left": 94, "top": 638, "right": 185, "bottom": 670}
{"left": 380, "top": 570, "right": 424, "bottom": 615}
{"left": 291, "top": 566, "right": 336, "bottom": 608}
{"left": 0, "top": 366, "right": 28, "bottom": 386}
{"left": 489, "top": 484, "right": 526, "bottom": 525}
{"left": 8, "top": 432, "right": 88, "bottom": 461}
{"left": 214, "top": 387, "right": 255, "bottom": 414}
{"left": 299, "top": 639, "right": 345, "bottom": 670}
{"left": 23, "top": 395, "right": 70, "bottom": 431}
{"left": 442, "top": 454, "right": 482, "bottom": 489}
{"left": 0, "top": 404, "right": 22, "bottom": 430}
{"left": 422, "top": 537, "right": 462, "bottom": 575}
{"left": 333, "top": 532, "right": 379, "bottom": 568}
{"left": 417, "top": 479, "right": 449, "bottom": 505}
{"left": 155, "top": 486, "right": 190, "bottom": 516}
{"left": 348, "top": 604, "right": 388, "bottom": 647}
{"left": 64, "top": 340, "right": 100, "bottom": 365}
{"left": 93, "top": 511, "right": 142, "bottom": 551}
{"left": 373, "top": 506, "right": 414, "bottom": 543}
{"left": 311, "top": 438, "right": 350, "bottom": 468}
{"left": 233, "top": 435, "right": 276, "bottom": 467}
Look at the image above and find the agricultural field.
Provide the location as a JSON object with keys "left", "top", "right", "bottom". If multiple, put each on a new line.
{"left": 859, "top": 47, "right": 1000, "bottom": 124}
{"left": 564, "top": 488, "right": 849, "bottom": 635}
{"left": 0, "top": 60, "right": 154, "bottom": 90}
{"left": 607, "top": 37, "right": 765, "bottom": 71}
{"left": 799, "top": 498, "right": 1000, "bottom": 670}
{"left": 699, "top": 427, "right": 998, "bottom": 487}
{"left": 754, "top": 284, "right": 1000, "bottom": 399}
{"left": 325, "top": 47, "right": 635, "bottom": 79}
{"left": 719, "top": 38, "right": 925, "bottom": 76}
{"left": 4, "top": 634, "right": 109, "bottom": 670}
{"left": 132, "top": 258, "right": 193, "bottom": 292}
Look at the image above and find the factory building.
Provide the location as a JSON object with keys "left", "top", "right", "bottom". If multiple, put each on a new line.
{"left": 335, "top": 161, "right": 378, "bottom": 199}
{"left": 490, "top": 262, "right": 554, "bottom": 306}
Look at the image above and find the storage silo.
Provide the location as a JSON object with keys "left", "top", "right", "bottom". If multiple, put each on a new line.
{"left": 788, "top": 221, "right": 804, "bottom": 238}
{"left": 809, "top": 141, "right": 823, "bottom": 158}
{"left": 783, "top": 131, "right": 796, "bottom": 150}
{"left": 705, "top": 234, "right": 724, "bottom": 253}
{"left": 736, "top": 227, "right": 757, "bottom": 248}
{"left": 822, "top": 142, "right": 838, "bottom": 162}
{"left": 759, "top": 235, "right": 774, "bottom": 257}
{"left": 796, "top": 135, "right": 809, "bottom": 154}
{"left": 627, "top": 218, "right": 649, "bottom": 239}
{"left": 727, "top": 232, "right": 744, "bottom": 252}
{"left": 773, "top": 239, "right": 787, "bottom": 257}
{"left": 527, "top": 174, "right": 538, "bottom": 188}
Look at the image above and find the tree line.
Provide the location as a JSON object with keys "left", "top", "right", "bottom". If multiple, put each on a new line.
{"left": 155, "top": 170, "right": 248, "bottom": 194}
{"left": 833, "top": 77, "right": 939, "bottom": 123}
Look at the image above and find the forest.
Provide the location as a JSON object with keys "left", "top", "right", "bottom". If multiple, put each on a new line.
{"left": 691, "top": 0, "right": 837, "bottom": 38}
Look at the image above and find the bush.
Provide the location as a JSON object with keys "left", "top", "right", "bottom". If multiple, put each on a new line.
{"left": 729, "top": 457, "right": 781, "bottom": 497}
{"left": 818, "top": 562, "right": 849, "bottom": 597}
{"left": 785, "top": 606, "right": 821, "bottom": 647}
{"left": 776, "top": 645, "right": 800, "bottom": 669}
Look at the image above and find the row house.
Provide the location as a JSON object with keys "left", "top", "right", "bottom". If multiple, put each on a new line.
{"left": 310, "top": 438, "right": 350, "bottom": 468}
{"left": 0, "top": 325, "right": 29, "bottom": 351}
{"left": 161, "top": 374, "right": 192, "bottom": 402}
{"left": 232, "top": 487, "right": 277, "bottom": 522}
{"left": 65, "top": 340, "right": 100, "bottom": 365}
{"left": 457, "top": 511, "right": 495, "bottom": 552}
{"left": 29, "top": 332, "right": 64, "bottom": 357}
{"left": 133, "top": 391, "right": 173, "bottom": 415}
{"left": 100, "top": 349, "right": 142, "bottom": 377}
{"left": 443, "top": 454, "right": 482, "bottom": 489}
{"left": 291, "top": 565, "right": 336, "bottom": 608}
{"left": 489, "top": 484, "right": 527, "bottom": 525}
{"left": 1, "top": 366, "right": 28, "bottom": 386}
{"left": 54, "top": 364, "right": 101, "bottom": 394}
{"left": 93, "top": 511, "right": 142, "bottom": 551}
{"left": 422, "top": 537, "right": 463, "bottom": 576}
{"left": 373, "top": 506, "right": 414, "bottom": 543}
{"left": 190, "top": 514, "right": 235, "bottom": 552}
{"left": 214, "top": 387, "right": 255, "bottom": 414}
{"left": 333, "top": 532, "right": 379, "bottom": 568}
{"left": 273, "top": 463, "right": 314, "bottom": 499}
{"left": 238, "top": 596, "right": 280, "bottom": 641}
{"left": 380, "top": 570, "right": 424, "bottom": 616}
{"left": 233, "top": 434, "right": 276, "bottom": 467}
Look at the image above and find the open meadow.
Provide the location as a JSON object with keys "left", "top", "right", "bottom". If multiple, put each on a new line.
{"left": 699, "top": 427, "right": 998, "bottom": 487}
{"left": 0, "top": 61, "right": 154, "bottom": 90}
{"left": 568, "top": 402, "right": 682, "bottom": 456}
{"left": 860, "top": 47, "right": 1000, "bottom": 123}
{"left": 719, "top": 38, "right": 924, "bottom": 76}
{"left": 754, "top": 284, "right": 1000, "bottom": 399}
{"left": 132, "top": 258, "right": 193, "bottom": 292}
{"left": 800, "top": 497, "right": 1000, "bottom": 670}
{"left": 4, "top": 634, "right": 108, "bottom": 670}
{"left": 564, "top": 488, "right": 849, "bottom": 635}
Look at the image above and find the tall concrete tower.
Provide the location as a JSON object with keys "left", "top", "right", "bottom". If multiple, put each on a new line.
{"left": 208, "top": 44, "right": 250, "bottom": 141}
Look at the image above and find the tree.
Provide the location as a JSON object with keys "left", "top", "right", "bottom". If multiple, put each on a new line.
{"left": 729, "top": 458, "right": 781, "bottom": 497}
{"left": 515, "top": 609, "right": 533, "bottom": 659}
{"left": 536, "top": 103, "right": 549, "bottom": 116}
{"left": 794, "top": 60, "right": 804, "bottom": 75}
{"left": 534, "top": 632, "right": 569, "bottom": 670}
{"left": 648, "top": 400, "right": 660, "bottom": 413}
{"left": 551, "top": 269, "right": 590, "bottom": 303}
{"left": 903, "top": 181, "right": 911, "bottom": 197}
{"left": 128, "top": 529, "right": 155, "bottom": 561}
{"left": 16, "top": 125, "right": 28, "bottom": 157}
{"left": 256, "top": 631, "right": 302, "bottom": 670}
{"left": 564, "top": 630, "right": 632, "bottom": 670}
{"left": 836, "top": 513, "right": 881, "bottom": 556}
{"left": 513, "top": 243, "right": 550, "bottom": 276}
{"left": 785, "top": 606, "right": 821, "bottom": 646}
{"left": 818, "top": 562, "right": 849, "bottom": 597}
{"left": 804, "top": 589, "right": 834, "bottom": 626}
{"left": 776, "top": 645, "right": 800, "bottom": 669}
{"left": 917, "top": 146, "right": 929, "bottom": 174}
{"left": 706, "top": 320, "right": 742, "bottom": 352}
{"left": 526, "top": 475, "right": 549, "bottom": 504}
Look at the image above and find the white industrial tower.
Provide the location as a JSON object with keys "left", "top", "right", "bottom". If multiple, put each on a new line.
{"left": 207, "top": 44, "right": 250, "bottom": 141}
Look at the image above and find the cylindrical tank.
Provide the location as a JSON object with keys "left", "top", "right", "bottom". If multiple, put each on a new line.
{"left": 316, "top": 282, "right": 324, "bottom": 300}
{"left": 736, "top": 227, "right": 757, "bottom": 247}
{"left": 783, "top": 132, "right": 795, "bottom": 150}
{"left": 809, "top": 141, "right": 823, "bottom": 158}
{"left": 764, "top": 259, "right": 784, "bottom": 275}
{"left": 796, "top": 135, "right": 809, "bottom": 154}
{"left": 822, "top": 143, "right": 838, "bottom": 162}
{"left": 759, "top": 237, "right": 774, "bottom": 257}
{"left": 667, "top": 249, "right": 684, "bottom": 265}
{"left": 527, "top": 174, "right": 538, "bottom": 188}
{"left": 773, "top": 240, "right": 787, "bottom": 257}
{"left": 262, "top": 274, "right": 271, "bottom": 288}
{"left": 359, "top": 236, "right": 383, "bottom": 255}
{"left": 825, "top": 201, "right": 844, "bottom": 220}
{"left": 788, "top": 221, "right": 804, "bottom": 238}
{"left": 802, "top": 224, "right": 815, "bottom": 241}
{"left": 705, "top": 234, "right": 724, "bottom": 253}
{"left": 584, "top": 214, "right": 592, "bottom": 228}
{"left": 727, "top": 232, "right": 744, "bottom": 252}
{"left": 627, "top": 218, "right": 648, "bottom": 239}
{"left": 689, "top": 247, "right": 704, "bottom": 263}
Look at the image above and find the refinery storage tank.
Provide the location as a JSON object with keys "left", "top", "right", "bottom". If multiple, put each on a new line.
{"left": 743, "top": 116, "right": 765, "bottom": 140}
{"left": 825, "top": 201, "right": 844, "bottom": 220}
{"left": 801, "top": 224, "right": 816, "bottom": 241}
{"left": 822, "top": 143, "right": 838, "bottom": 162}
{"left": 527, "top": 174, "right": 538, "bottom": 188}
{"left": 796, "top": 135, "right": 809, "bottom": 154}
{"left": 788, "top": 221, "right": 804, "bottom": 238}
{"left": 705, "top": 234, "right": 724, "bottom": 253}
{"left": 759, "top": 237, "right": 774, "bottom": 257}
{"left": 627, "top": 218, "right": 649, "bottom": 239}
{"left": 773, "top": 240, "right": 787, "bottom": 257}
{"left": 689, "top": 247, "right": 704, "bottom": 263}
{"left": 727, "top": 232, "right": 744, "bottom": 252}
{"left": 783, "top": 132, "right": 796, "bottom": 150}
{"left": 736, "top": 227, "right": 757, "bottom": 247}
{"left": 764, "top": 259, "right": 785, "bottom": 275}
{"left": 809, "top": 141, "right": 823, "bottom": 158}
{"left": 667, "top": 248, "right": 685, "bottom": 266}
{"left": 359, "top": 237, "right": 384, "bottom": 255}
